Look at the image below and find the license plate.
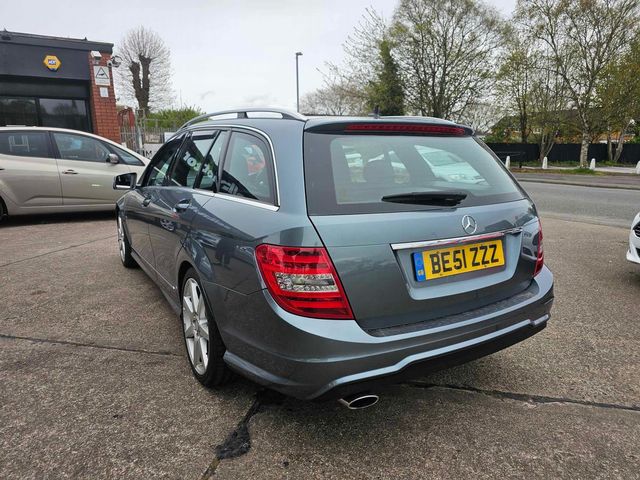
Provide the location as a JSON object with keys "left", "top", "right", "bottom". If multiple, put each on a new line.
{"left": 413, "top": 239, "right": 505, "bottom": 281}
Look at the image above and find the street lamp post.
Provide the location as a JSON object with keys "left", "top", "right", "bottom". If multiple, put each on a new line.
{"left": 295, "top": 52, "right": 303, "bottom": 112}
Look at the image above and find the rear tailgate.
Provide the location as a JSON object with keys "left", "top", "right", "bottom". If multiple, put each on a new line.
{"left": 303, "top": 120, "right": 541, "bottom": 331}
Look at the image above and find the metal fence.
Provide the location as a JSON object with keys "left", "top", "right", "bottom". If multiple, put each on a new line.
{"left": 120, "top": 119, "right": 177, "bottom": 159}
{"left": 487, "top": 142, "right": 640, "bottom": 165}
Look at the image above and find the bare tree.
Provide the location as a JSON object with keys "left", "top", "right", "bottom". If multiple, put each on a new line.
{"left": 115, "top": 26, "right": 173, "bottom": 116}
{"left": 518, "top": 0, "right": 640, "bottom": 167}
{"left": 390, "top": 0, "right": 505, "bottom": 120}
{"left": 300, "top": 78, "right": 365, "bottom": 116}
{"left": 457, "top": 101, "right": 504, "bottom": 136}
{"left": 320, "top": 8, "right": 393, "bottom": 114}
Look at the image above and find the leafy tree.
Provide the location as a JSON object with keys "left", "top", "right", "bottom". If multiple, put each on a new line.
{"left": 518, "top": 0, "right": 640, "bottom": 167}
{"left": 495, "top": 31, "right": 533, "bottom": 143}
{"left": 146, "top": 106, "right": 204, "bottom": 130}
{"left": 528, "top": 50, "right": 569, "bottom": 161}
{"left": 116, "top": 26, "right": 173, "bottom": 115}
{"left": 390, "top": 0, "right": 505, "bottom": 119}
{"left": 366, "top": 40, "right": 404, "bottom": 116}
{"left": 597, "top": 33, "right": 640, "bottom": 162}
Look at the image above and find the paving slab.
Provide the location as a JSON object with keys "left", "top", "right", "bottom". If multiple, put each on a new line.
{"left": 214, "top": 386, "right": 640, "bottom": 480}
{"left": 0, "top": 337, "right": 254, "bottom": 480}
{"left": 0, "top": 212, "right": 116, "bottom": 267}
{"left": 0, "top": 217, "right": 180, "bottom": 355}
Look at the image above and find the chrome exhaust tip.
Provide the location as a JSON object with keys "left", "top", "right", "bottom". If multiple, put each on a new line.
{"left": 338, "top": 393, "right": 379, "bottom": 410}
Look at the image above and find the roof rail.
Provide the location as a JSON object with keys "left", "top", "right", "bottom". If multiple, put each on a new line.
{"left": 179, "top": 107, "right": 306, "bottom": 130}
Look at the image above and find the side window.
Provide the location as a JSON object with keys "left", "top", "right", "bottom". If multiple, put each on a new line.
{"left": 196, "top": 131, "right": 228, "bottom": 191}
{"left": 145, "top": 136, "right": 183, "bottom": 187}
{"left": 111, "top": 145, "right": 144, "bottom": 166}
{"left": 0, "top": 132, "right": 50, "bottom": 158}
{"left": 53, "top": 132, "right": 111, "bottom": 162}
{"left": 169, "top": 130, "right": 217, "bottom": 188}
{"left": 219, "top": 132, "right": 274, "bottom": 204}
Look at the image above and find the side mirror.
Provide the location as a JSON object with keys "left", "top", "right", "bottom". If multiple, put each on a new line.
{"left": 107, "top": 153, "right": 120, "bottom": 164}
{"left": 113, "top": 172, "right": 137, "bottom": 190}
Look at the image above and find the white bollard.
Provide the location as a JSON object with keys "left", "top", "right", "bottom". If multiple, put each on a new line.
{"left": 505, "top": 155, "right": 511, "bottom": 169}
{"left": 589, "top": 158, "right": 596, "bottom": 170}
{"left": 542, "top": 156, "right": 548, "bottom": 169}
{"left": 636, "top": 161, "right": 640, "bottom": 175}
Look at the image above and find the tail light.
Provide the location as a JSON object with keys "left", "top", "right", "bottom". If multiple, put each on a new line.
{"left": 534, "top": 225, "right": 544, "bottom": 276}
{"left": 255, "top": 244, "right": 354, "bottom": 319}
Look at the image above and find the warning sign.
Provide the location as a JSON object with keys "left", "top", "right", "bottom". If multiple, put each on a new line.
{"left": 93, "top": 65, "right": 111, "bottom": 86}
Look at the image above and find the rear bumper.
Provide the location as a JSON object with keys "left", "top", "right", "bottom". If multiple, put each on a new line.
{"left": 218, "top": 266, "right": 554, "bottom": 400}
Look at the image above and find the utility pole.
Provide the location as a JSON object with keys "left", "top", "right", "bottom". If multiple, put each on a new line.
{"left": 295, "top": 52, "right": 303, "bottom": 112}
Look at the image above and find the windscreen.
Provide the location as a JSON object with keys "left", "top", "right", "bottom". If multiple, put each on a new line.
{"left": 303, "top": 133, "right": 524, "bottom": 215}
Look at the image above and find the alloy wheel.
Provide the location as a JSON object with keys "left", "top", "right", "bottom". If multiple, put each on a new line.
{"left": 117, "top": 215, "right": 126, "bottom": 263}
{"left": 182, "top": 278, "right": 210, "bottom": 375}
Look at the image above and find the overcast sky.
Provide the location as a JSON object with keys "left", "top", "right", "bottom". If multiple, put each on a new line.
{"left": 2, "top": 0, "right": 516, "bottom": 112}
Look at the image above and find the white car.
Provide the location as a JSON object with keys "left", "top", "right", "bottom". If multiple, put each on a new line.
{"left": 627, "top": 212, "right": 640, "bottom": 265}
{"left": 0, "top": 127, "right": 148, "bottom": 217}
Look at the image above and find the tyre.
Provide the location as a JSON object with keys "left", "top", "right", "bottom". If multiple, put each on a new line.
{"left": 116, "top": 212, "right": 137, "bottom": 268}
{"left": 0, "top": 196, "right": 6, "bottom": 220}
{"left": 181, "top": 269, "right": 232, "bottom": 387}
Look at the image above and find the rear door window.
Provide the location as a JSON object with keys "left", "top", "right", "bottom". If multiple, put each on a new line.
{"left": 304, "top": 132, "right": 524, "bottom": 215}
{"left": 219, "top": 131, "right": 274, "bottom": 204}
{"left": 0, "top": 131, "right": 50, "bottom": 158}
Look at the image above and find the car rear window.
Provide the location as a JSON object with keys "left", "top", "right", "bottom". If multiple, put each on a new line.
{"left": 303, "top": 133, "right": 524, "bottom": 215}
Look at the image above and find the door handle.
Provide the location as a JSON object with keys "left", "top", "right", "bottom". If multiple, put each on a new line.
{"left": 62, "top": 169, "right": 78, "bottom": 175}
{"left": 173, "top": 199, "right": 191, "bottom": 213}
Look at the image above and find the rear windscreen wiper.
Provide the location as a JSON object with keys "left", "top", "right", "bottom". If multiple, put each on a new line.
{"left": 381, "top": 191, "right": 467, "bottom": 206}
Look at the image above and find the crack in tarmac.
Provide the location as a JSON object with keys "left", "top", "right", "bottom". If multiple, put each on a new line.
{"left": 0, "top": 235, "right": 115, "bottom": 268}
{"left": 406, "top": 381, "right": 640, "bottom": 412}
{"left": 200, "top": 390, "right": 285, "bottom": 479}
{"left": 0, "top": 333, "right": 182, "bottom": 358}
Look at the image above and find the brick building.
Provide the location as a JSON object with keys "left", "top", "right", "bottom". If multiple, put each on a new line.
{"left": 0, "top": 31, "right": 120, "bottom": 142}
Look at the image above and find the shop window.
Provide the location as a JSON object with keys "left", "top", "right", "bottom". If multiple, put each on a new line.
{"left": 0, "top": 97, "right": 37, "bottom": 127}
{"left": 39, "top": 99, "right": 90, "bottom": 132}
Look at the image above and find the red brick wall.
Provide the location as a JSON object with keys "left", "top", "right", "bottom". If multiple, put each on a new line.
{"left": 88, "top": 52, "right": 120, "bottom": 143}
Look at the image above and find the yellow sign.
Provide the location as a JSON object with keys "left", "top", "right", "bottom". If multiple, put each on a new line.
{"left": 43, "top": 55, "right": 61, "bottom": 71}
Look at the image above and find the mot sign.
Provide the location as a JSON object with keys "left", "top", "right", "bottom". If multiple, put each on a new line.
{"left": 93, "top": 65, "right": 111, "bottom": 86}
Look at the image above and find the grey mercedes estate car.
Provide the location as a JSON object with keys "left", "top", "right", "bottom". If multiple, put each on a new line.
{"left": 114, "top": 108, "right": 553, "bottom": 409}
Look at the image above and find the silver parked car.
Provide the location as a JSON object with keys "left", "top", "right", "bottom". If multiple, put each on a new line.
{"left": 114, "top": 108, "right": 553, "bottom": 409}
{"left": 0, "top": 127, "right": 148, "bottom": 217}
